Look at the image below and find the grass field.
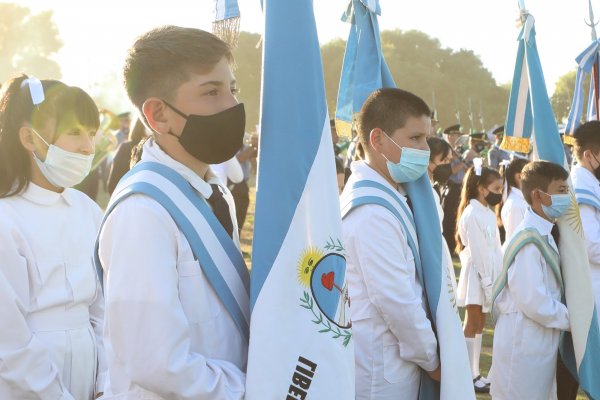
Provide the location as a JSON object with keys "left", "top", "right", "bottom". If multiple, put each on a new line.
{"left": 240, "top": 187, "right": 588, "bottom": 399}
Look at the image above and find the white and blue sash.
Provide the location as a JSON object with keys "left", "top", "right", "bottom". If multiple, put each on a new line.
{"left": 341, "top": 179, "right": 424, "bottom": 285}
{"left": 575, "top": 188, "right": 600, "bottom": 211}
{"left": 94, "top": 161, "right": 250, "bottom": 342}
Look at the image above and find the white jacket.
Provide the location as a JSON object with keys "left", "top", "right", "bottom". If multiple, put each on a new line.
{"left": 98, "top": 140, "right": 246, "bottom": 399}
{"left": 342, "top": 161, "right": 439, "bottom": 400}
{"left": 0, "top": 183, "right": 106, "bottom": 399}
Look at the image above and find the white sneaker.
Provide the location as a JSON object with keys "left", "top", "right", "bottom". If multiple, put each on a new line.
{"left": 479, "top": 375, "right": 491, "bottom": 386}
{"left": 473, "top": 376, "right": 490, "bottom": 393}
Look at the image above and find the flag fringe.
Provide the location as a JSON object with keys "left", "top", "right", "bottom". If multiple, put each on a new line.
{"left": 213, "top": 17, "right": 240, "bottom": 48}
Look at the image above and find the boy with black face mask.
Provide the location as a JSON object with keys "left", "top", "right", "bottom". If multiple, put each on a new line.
{"left": 572, "top": 121, "right": 600, "bottom": 331}
{"left": 96, "top": 26, "right": 248, "bottom": 399}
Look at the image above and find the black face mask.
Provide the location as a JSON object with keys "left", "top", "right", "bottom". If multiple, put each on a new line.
{"left": 592, "top": 153, "right": 600, "bottom": 181}
{"left": 432, "top": 163, "right": 452, "bottom": 184}
{"left": 164, "top": 101, "right": 245, "bottom": 164}
{"left": 485, "top": 191, "right": 503, "bottom": 206}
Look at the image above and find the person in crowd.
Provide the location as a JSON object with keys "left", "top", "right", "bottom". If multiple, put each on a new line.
{"left": 0, "top": 75, "right": 106, "bottom": 399}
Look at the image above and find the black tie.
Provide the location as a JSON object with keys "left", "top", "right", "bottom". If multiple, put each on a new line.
{"left": 207, "top": 184, "right": 234, "bottom": 238}
{"left": 551, "top": 224, "right": 560, "bottom": 248}
{"left": 405, "top": 194, "right": 414, "bottom": 214}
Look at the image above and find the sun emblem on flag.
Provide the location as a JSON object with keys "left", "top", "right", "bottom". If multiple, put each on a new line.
{"left": 297, "top": 238, "right": 352, "bottom": 347}
{"left": 297, "top": 247, "right": 325, "bottom": 288}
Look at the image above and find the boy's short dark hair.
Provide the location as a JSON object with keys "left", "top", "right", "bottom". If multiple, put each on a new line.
{"left": 573, "top": 120, "right": 600, "bottom": 161}
{"left": 357, "top": 88, "right": 431, "bottom": 147}
{"left": 123, "top": 26, "right": 233, "bottom": 109}
{"left": 520, "top": 161, "right": 569, "bottom": 204}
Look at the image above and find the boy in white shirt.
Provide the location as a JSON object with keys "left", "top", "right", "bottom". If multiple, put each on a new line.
{"left": 341, "top": 88, "right": 440, "bottom": 399}
{"left": 97, "top": 26, "right": 248, "bottom": 399}
{"left": 490, "top": 160, "right": 571, "bottom": 400}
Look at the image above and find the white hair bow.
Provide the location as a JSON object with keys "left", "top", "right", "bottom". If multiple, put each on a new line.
{"left": 473, "top": 157, "right": 483, "bottom": 176}
{"left": 21, "top": 76, "right": 45, "bottom": 106}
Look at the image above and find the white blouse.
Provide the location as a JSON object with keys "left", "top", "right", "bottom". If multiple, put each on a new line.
{"left": 501, "top": 187, "right": 528, "bottom": 241}
{"left": 0, "top": 183, "right": 106, "bottom": 400}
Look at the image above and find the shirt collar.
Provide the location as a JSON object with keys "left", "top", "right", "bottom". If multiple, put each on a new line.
{"left": 350, "top": 160, "right": 407, "bottom": 196}
{"left": 140, "top": 139, "right": 221, "bottom": 199}
{"left": 509, "top": 187, "right": 524, "bottom": 200}
{"left": 523, "top": 207, "right": 554, "bottom": 236}
{"left": 469, "top": 198, "right": 488, "bottom": 211}
{"left": 573, "top": 165, "right": 600, "bottom": 193}
{"left": 20, "top": 182, "right": 75, "bottom": 206}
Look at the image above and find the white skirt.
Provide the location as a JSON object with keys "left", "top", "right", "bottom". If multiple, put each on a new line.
{"left": 456, "top": 250, "right": 488, "bottom": 312}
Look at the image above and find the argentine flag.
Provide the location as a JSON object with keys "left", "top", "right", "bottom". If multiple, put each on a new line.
{"left": 564, "top": 39, "right": 600, "bottom": 145}
{"left": 245, "top": 0, "right": 355, "bottom": 399}
{"left": 336, "top": 1, "right": 474, "bottom": 399}
{"left": 504, "top": 9, "right": 600, "bottom": 399}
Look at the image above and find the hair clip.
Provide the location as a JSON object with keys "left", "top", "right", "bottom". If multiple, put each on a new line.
{"left": 20, "top": 76, "right": 45, "bottom": 106}
{"left": 473, "top": 157, "right": 483, "bottom": 176}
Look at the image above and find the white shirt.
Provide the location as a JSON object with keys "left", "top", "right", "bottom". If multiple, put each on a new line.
{"left": 98, "top": 139, "right": 246, "bottom": 399}
{"left": 491, "top": 208, "right": 569, "bottom": 400}
{"left": 211, "top": 156, "right": 244, "bottom": 186}
{"left": 343, "top": 161, "right": 439, "bottom": 400}
{"left": 571, "top": 165, "right": 600, "bottom": 325}
{"left": 501, "top": 187, "right": 528, "bottom": 241}
{"left": 456, "top": 199, "right": 502, "bottom": 305}
{"left": 0, "top": 183, "right": 106, "bottom": 400}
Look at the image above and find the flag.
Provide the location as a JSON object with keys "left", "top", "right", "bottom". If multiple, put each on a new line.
{"left": 504, "top": 10, "right": 600, "bottom": 398}
{"left": 334, "top": 0, "right": 394, "bottom": 138}
{"left": 245, "top": 0, "right": 355, "bottom": 398}
{"left": 213, "top": 0, "right": 240, "bottom": 46}
{"left": 335, "top": 1, "right": 474, "bottom": 399}
{"left": 564, "top": 40, "right": 600, "bottom": 145}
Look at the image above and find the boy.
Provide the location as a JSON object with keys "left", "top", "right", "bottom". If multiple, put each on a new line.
{"left": 97, "top": 26, "right": 248, "bottom": 398}
{"left": 490, "top": 161, "right": 571, "bottom": 400}
{"left": 571, "top": 120, "right": 600, "bottom": 326}
{"left": 340, "top": 88, "right": 440, "bottom": 399}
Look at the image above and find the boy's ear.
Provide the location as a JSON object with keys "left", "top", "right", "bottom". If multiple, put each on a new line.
{"left": 142, "top": 98, "right": 170, "bottom": 135}
{"left": 369, "top": 128, "right": 384, "bottom": 150}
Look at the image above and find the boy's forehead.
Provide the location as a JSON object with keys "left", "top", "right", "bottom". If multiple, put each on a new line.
{"left": 186, "top": 57, "right": 235, "bottom": 85}
{"left": 548, "top": 179, "right": 569, "bottom": 191}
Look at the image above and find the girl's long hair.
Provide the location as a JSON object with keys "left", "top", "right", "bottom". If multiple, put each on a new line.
{"left": 454, "top": 165, "right": 501, "bottom": 254}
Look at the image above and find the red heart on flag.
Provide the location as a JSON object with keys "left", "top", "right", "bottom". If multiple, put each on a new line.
{"left": 321, "top": 271, "right": 335, "bottom": 291}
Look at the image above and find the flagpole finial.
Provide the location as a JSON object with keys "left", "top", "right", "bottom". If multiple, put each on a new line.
{"left": 585, "top": 0, "right": 599, "bottom": 41}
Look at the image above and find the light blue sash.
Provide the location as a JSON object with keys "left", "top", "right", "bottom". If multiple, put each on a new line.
{"left": 340, "top": 179, "right": 424, "bottom": 287}
{"left": 575, "top": 188, "right": 600, "bottom": 211}
{"left": 94, "top": 162, "right": 250, "bottom": 342}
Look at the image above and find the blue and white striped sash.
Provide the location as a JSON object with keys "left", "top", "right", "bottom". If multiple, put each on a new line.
{"left": 340, "top": 179, "right": 423, "bottom": 285}
{"left": 575, "top": 188, "right": 600, "bottom": 211}
{"left": 94, "top": 162, "right": 250, "bottom": 341}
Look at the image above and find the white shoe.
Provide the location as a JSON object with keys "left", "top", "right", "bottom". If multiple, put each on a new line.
{"left": 473, "top": 376, "right": 490, "bottom": 393}
{"left": 479, "top": 375, "right": 491, "bottom": 386}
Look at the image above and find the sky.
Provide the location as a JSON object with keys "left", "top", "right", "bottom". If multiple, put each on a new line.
{"left": 13, "top": 0, "right": 599, "bottom": 111}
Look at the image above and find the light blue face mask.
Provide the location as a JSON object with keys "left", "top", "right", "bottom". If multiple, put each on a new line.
{"left": 540, "top": 191, "right": 571, "bottom": 219}
{"left": 382, "top": 132, "right": 430, "bottom": 183}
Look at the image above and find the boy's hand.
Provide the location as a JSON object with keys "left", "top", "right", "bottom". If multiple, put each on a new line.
{"left": 427, "top": 365, "right": 441, "bottom": 382}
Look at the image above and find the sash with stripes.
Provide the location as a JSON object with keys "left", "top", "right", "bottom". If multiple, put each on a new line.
{"left": 340, "top": 179, "right": 424, "bottom": 290}
{"left": 94, "top": 161, "right": 250, "bottom": 342}
{"left": 492, "top": 227, "right": 562, "bottom": 319}
{"left": 575, "top": 188, "right": 600, "bottom": 211}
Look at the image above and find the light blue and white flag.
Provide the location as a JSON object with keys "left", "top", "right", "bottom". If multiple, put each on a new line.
{"left": 336, "top": 1, "right": 474, "bottom": 399}
{"left": 334, "top": 0, "right": 394, "bottom": 137}
{"left": 213, "top": 0, "right": 240, "bottom": 46}
{"left": 564, "top": 40, "right": 600, "bottom": 145}
{"left": 245, "top": 0, "right": 355, "bottom": 399}
{"left": 505, "top": 8, "right": 600, "bottom": 398}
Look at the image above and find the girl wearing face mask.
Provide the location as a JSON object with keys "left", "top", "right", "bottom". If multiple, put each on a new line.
{"left": 498, "top": 157, "right": 529, "bottom": 241}
{"left": 0, "top": 76, "right": 106, "bottom": 399}
{"left": 454, "top": 161, "right": 503, "bottom": 394}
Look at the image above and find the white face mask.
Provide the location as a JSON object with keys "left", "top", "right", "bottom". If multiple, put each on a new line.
{"left": 31, "top": 128, "right": 94, "bottom": 188}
